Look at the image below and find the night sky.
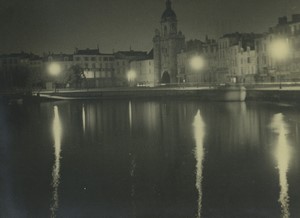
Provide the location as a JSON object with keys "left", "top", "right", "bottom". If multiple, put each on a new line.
{"left": 1, "top": 0, "right": 300, "bottom": 55}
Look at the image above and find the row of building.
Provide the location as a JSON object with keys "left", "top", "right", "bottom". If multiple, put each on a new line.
{"left": 1, "top": 0, "right": 300, "bottom": 90}
{"left": 0, "top": 48, "right": 154, "bottom": 89}
{"left": 154, "top": 1, "right": 300, "bottom": 85}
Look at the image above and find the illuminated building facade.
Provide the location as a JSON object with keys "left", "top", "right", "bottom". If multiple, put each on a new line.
{"left": 129, "top": 50, "right": 154, "bottom": 86}
{"left": 73, "top": 48, "right": 114, "bottom": 87}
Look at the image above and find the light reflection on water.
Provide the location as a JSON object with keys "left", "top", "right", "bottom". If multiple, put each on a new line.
{"left": 50, "top": 106, "right": 62, "bottom": 218}
{"left": 130, "top": 154, "right": 136, "bottom": 217}
{"left": 129, "top": 101, "right": 132, "bottom": 132}
{"left": 82, "top": 104, "right": 86, "bottom": 133}
{"left": 2, "top": 100, "right": 300, "bottom": 217}
{"left": 193, "top": 110, "right": 206, "bottom": 218}
{"left": 129, "top": 100, "right": 136, "bottom": 217}
{"left": 271, "top": 113, "right": 291, "bottom": 218}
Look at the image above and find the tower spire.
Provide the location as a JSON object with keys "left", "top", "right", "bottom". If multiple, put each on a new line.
{"left": 166, "top": 0, "right": 172, "bottom": 9}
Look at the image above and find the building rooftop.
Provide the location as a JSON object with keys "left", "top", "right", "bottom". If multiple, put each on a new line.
{"left": 75, "top": 48, "right": 100, "bottom": 55}
{"left": 114, "top": 50, "right": 148, "bottom": 59}
{"left": 44, "top": 53, "right": 73, "bottom": 61}
{"left": 221, "top": 32, "right": 262, "bottom": 50}
{"left": 0, "top": 52, "right": 42, "bottom": 60}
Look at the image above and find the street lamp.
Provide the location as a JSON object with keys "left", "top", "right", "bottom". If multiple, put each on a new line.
{"left": 189, "top": 55, "right": 205, "bottom": 86}
{"left": 48, "top": 63, "right": 61, "bottom": 92}
{"left": 127, "top": 70, "right": 137, "bottom": 87}
{"left": 269, "top": 38, "right": 290, "bottom": 89}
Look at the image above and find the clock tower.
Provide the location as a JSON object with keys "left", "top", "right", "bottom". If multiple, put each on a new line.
{"left": 153, "top": 0, "right": 185, "bottom": 84}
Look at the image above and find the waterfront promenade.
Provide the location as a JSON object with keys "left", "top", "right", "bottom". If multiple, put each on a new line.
{"left": 30, "top": 83, "right": 300, "bottom": 102}
{"left": 2, "top": 83, "right": 300, "bottom": 102}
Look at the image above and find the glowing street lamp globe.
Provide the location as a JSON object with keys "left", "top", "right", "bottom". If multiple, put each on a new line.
{"left": 190, "top": 56, "right": 205, "bottom": 71}
{"left": 48, "top": 63, "right": 61, "bottom": 76}
{"left": 127, "top": 70, "right": 137, "bottom": 81}
{"left": 269, "top": 39, "right": 290, "bottom": 61}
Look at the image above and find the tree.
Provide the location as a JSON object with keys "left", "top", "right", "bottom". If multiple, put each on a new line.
{"left": 66, "top": 65, "right": 86, "bottom": 88}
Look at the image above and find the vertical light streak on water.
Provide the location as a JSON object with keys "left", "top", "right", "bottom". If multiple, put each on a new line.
{"left": 193, "top": 110, "right": 205, "bottom": 218}
{"left": 128, "top": 100, "right": 136, "bottom": 216}
{"left": 50, "top": 106, "right": 62, "bottom": 218}
{"left": 130, "top": 155, "right": 136, "bottom": 217}
{"left": 129, "top": 101, "right": 132, "bottom": 133}
{"left": 82, "top": 104, "right": 86, "bottom": 133}
{"left": 271, "top": 113, "right": 291, "bottom": 218}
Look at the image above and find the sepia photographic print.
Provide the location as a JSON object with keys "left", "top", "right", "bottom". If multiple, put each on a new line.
{"left": 1, "top": 0, "right": 300, "bottom": 217}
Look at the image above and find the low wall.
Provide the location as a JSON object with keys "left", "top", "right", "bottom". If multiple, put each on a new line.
{"left": 33, "top": 88, "right": 300, "bottom": 103}
{"left": 246, "top": 89, "right": 300, "bottom": 102}
{"left": 43, "top": 89, "right": 203, "bottom": 99}
{"left": 40, "top": 88, "right": 244, "bottom": 101}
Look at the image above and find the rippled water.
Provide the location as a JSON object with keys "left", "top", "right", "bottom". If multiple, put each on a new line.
{"left": 0, "top": 100, "right": 300, "bottom": 217}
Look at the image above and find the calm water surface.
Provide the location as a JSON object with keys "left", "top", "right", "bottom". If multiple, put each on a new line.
{"left": 0, "top": 99, "right": 300, "bottom": 218}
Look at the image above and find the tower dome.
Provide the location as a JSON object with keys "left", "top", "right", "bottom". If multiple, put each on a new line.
{"left": 161, "top": 0, "right": 177, "bottom": 22}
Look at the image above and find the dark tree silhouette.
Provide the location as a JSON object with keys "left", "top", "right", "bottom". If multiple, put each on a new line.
{"left": 67, "top": 65, "right": 86, "bottom": 88}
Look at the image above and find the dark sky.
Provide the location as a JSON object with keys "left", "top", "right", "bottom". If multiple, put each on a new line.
{"left": 1, "top": 0, "right": 299, "bottom": 55}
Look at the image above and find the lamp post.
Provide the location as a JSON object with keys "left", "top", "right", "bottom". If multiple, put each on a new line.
{"left": 48, "top": 63, "right": 61, "bottom": 92}
{"left": 127, "top": 70, "right": 137, "bottom": 87}
{"left": 269, "top": 38, "right": 290, "bottom": 89}
{"left": 189, "top": 55, "right": 205, "bottom": 87}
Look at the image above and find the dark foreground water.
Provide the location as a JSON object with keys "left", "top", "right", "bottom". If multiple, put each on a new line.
{"left": 0, "top": 99, "right": 300, "bottom": 218}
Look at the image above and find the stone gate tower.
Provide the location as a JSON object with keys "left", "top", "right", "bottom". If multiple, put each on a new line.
{"left": 153, "top": 0, "right": 185, "bottom": 84}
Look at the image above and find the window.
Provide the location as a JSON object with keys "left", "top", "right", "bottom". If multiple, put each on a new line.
{"left": 76, "top": 57, "right": 81, "bottom": 61}
{"left": 247, "top": 57, "right": 251, "bottom": 63}
{"left": 84, "top": 57, "right": 89, "bottom": 61}
{"left": 91, "top": 57, "right": 96, "bottom": 61}
{"left": 104, "top": 57, "right": 108, "bottom": 61}
{"left": 263, "top": 56, "right": 266, "bottom": 64}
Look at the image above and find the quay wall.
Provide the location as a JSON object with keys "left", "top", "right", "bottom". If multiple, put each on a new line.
{"left": 40, "top": 88, "right": 300, "bottom": 102}
{"left": 3, "top": 88, "right": 300, "bottom": 103}
{"left": 246, "top": 89, "right": 300, "bottom": 102}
